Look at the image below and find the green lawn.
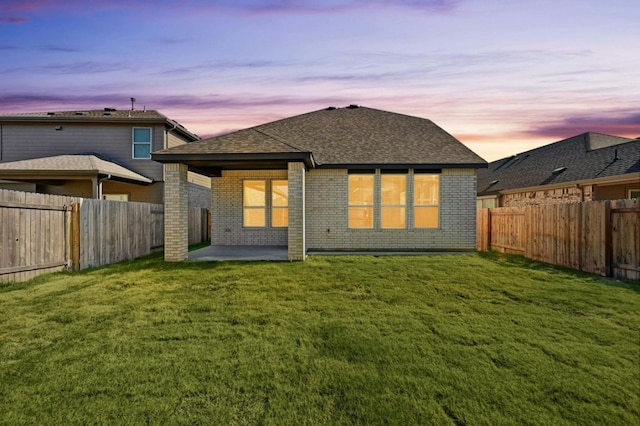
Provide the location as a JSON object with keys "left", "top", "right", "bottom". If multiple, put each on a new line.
{"left": 0, "top": 252, "right": 638, "bottom": 425}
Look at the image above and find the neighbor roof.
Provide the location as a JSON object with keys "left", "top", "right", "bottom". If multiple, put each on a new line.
{"left": 477, "top": 132, "right": 640, "bottom": 196}
{"left": 0, "top": 109, "right": 199, "bottom": 141}
{"left": 0, "top": 154, "right": 153, "bottom": 184}
{"left": 152, "top": 106, "right": 487, "bottom": 172}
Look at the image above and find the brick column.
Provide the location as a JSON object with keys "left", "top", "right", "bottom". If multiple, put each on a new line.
{"left": 288, "top": 162, "right": 306, "bottom": 261}
{"left": 164, "top": 163, "right": 189, "bottom": 261}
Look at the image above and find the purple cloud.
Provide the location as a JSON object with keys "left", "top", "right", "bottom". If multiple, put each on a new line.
{"left": 527, "top": 112, "right": 640, "bottom": 140}
{"left": 0, "top": 0, "right": 460, "bottom": 20}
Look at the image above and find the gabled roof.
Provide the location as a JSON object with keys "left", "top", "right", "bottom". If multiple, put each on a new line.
{"left": 0, "top": 109, "right": 200, "bottom": 141}
{"left": 477, "top": 132, "right": 640, "bottom": 196}
{"left": 0, "top": 154, "right": 153, "bottom": 184}
{"left": 152, "top": 106, "right": 487, "bottom": 173}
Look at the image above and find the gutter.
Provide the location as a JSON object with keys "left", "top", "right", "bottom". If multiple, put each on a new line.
{"left": 164, "top": 122, "right": 178, "bottom": 150}
{"left": 0, "top": 123, "right": 2, "bottom": 161}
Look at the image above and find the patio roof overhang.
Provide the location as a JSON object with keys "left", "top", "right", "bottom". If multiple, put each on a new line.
{"left": 151, "top": 152, "right": 316, "bottom": 177}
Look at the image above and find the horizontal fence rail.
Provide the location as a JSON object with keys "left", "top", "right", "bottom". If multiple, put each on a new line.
{"left": 477, "top": 199, "right": 639, "bottom": 280}
{"left": 0, "top": 189, "right": 210, "bottom": 283}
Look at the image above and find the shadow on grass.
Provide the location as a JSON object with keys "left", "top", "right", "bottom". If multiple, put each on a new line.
{"left": 478, "top": 251, "right": 640, "bottom": 293}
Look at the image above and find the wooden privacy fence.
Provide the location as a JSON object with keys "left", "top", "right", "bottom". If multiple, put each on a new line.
{"left": 0, "top": 189, "right": 210, "bottom": 283}
{"left": 477, "top": 199, "right": 640, "bottom": 280}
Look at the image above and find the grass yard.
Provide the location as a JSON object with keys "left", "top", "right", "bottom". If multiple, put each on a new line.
{"left": 0, "top": 252, "right": 638, "bottom": 425}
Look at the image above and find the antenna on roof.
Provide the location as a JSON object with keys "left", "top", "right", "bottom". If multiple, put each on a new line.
{"left": 130, "top": 97, "right": 136, "bottom": 111}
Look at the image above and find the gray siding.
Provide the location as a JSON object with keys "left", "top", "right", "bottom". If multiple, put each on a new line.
{"left": 1, "top": 122, "right": 166, "bottom": 180}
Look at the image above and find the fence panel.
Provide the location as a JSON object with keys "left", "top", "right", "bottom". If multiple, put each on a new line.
{"left": 0, "top": 189, "right": 80, "bottom": 283}
{"left": 611, "top": 199, "right": 640, "bottom": 280}
{"left": 80, "top": 200, "right": 159, "bottom": 269}
{"left": 477, "top": 199, "right": 638, "bottom": 280}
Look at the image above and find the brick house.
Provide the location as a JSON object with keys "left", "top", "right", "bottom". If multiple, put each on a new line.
{"left": 477, "top": 132, "right": 640, "bottom": 208}
{"left": 0, "top": 108, "right": 210, "bottom": 206}
{"left": 152, "top": 105, "right": 487, "bottom": 261}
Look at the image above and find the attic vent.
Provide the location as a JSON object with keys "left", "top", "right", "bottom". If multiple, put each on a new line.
{"left": 326, "top": 106, "right": 336, "bottom": 111}
{"left": 346, "top": 104, "right": 359, "bottom": 109}
{"left": 74, "top": 111, "right": 86, "bottom": 116}
{"left": 47, "top": 112, "right": 55, "bottom": 116}
{"left": 104, "top": 107, "right": 116, "bottom": 112}
{"left": 552, "top": 166, "right": 567, "bottom": 174}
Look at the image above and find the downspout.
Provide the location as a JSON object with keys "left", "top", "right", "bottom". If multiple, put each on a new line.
{"left": 95, "top": 174, "right": 111, "bottom": 199}
{"left": 165, "top": 122, "right": 178, "bottom": 150}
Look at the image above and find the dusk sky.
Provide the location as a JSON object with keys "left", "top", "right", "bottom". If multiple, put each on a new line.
{"left": 1, "top": 0, "right": 638, "bottom": 161}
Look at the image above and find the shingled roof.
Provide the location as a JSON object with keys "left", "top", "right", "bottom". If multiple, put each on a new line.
{"left": 0, "top": 154, "right": 153, "bottom": 184}
{"left": 0, "top": 109, "right": 199, "bottom": 141}
{"left": 477, "top": 132, "right": 640, "bottom": 196}
{"left": 152, "top": 106, "right": 486, "bottom": 172}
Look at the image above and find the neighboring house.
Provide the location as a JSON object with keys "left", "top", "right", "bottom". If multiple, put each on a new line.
{"left": 0, "top": 108, "right": 211, "bottom": 206}
{"left": 152, "top": 105, "right": 487, "bottom": 261}
{"left": 477, "top": 132, "right": 640, "bottom": 208}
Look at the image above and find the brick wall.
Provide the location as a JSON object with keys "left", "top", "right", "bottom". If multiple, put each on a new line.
{"left": 305, "top": 168, "right": 477, "bottom": 251}
{"left": 501, "top": 185, "right": 593, "bottom": 206}
{"left": 164, "top": 163, "right": 189, "bottom": 261}
{"left": 211, "top": 170, "right": 288, "bottom": 245}
{"left": 288, "top": 162, "right": 306, "bottom": 260}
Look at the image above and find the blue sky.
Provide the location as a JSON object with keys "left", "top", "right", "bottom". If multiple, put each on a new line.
{"left": 1, "top": 0, "right": 638, "bottom": 160}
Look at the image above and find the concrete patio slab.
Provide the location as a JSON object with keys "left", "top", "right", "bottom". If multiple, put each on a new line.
{"left": 189, "top": 245, "right": 288, "bottom": 261}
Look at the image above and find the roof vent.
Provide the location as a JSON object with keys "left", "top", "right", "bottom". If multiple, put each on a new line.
{"left": 47, "top": 112, "right": 55, "bottom": 116}
{"left": 326, "top": 106, "right": 336, "bottom": 111}
{"left": 552, "top": 166, "right": 567, "bottom": 174}
{"left": 74, "top": 111, "right": 86, "bottom": 116}
{"left": 490, "top": 179, "right": 499, "bottom": 185}
{"left": 104, "top": 107, "right": 116, "bottom": 112}
{"left": 346, "top": 104, "right": 359, "bottom": 109}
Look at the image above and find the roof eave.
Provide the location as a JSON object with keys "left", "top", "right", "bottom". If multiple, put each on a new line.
{"left": 315, "top": 162, "right": 488, "bottom": 169}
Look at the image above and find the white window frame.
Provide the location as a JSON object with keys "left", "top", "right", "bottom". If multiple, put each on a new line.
{"left": 132, "top": 127, "right": 152, "bottom": 159}
{"left": 380, "top": 174, "right": 407, "bottom": 229}
{"left": 271, "top": 180, "right": 289, "bottom": 228}
{"left": 348, "top": 174, "right": 375, "bottom": 229}
{"left": 414, "top": 173, "right": 439, "bottom": 229}
{"left": 243, "top": 179, "right": 266, "bottom": 228}
{"left": 628, "top": 189, "right": 640, "bottom": 199}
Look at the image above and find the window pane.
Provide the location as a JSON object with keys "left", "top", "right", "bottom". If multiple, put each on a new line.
{"left": 243, "top": 180, "right": 265, "bottom": 207}
{"left": 349, "top": 207, "right": 373, "bottom": 228}
{"left": 415, "top": 207, "right": 438, "bottom": 228}
{"left": 381, "top": 207, "right": 405, "bottom": 228}
{"left": 415, "top": 175, "right": 439, "bottom": 205}
{"left": 272, "top": 180, "right": 288, "bottom": 207}
{"left": 133, "top": 128, "right": 151, "bottom": 143}
{"left": 349, "top": 175, "right": 373, "bottom": 205}
{"left": 381, "top": 175, "right": 406, "bottom": 205}
{"left": 272, "top": 208, "right": 288, "bottom": 227}
{"left": 133, "top": 144, "right": 150, "bottom": 158}
{"left": 244, "top": 208, "right": 265, "bottom": 227}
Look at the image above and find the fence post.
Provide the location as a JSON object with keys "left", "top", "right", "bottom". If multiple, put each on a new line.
{"left": 605, "top": 200, "right": 612, "bottom": 277}
{"left": 71, "top": 202, "right": 81, "bottom": 271}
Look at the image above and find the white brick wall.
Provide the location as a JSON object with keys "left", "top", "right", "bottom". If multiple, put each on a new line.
{"left": 211, "top": 170, "right": 288, "bottom": 245}
{"left": 305, "top": 168, "right": 477, "bottom": 251}
{"left": 164, "top": 163, "right": 189, "bottom": 261}
{"left": 211, "top": 167, "right": 478, "bottom": 252}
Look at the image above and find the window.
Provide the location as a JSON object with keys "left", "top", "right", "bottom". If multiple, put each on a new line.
{"left": 132, "top": 127, "right": 152, "bottom": 159}
{"left": 272, "top": 180, "right": 288, "bottom": 227}
{"left": 243, "top": 180, "right": 266, "bottom": 227}
{"left": 349, "top": 174, "right": 374, "bottom": 228}
{"left": 629, "top": 189, "right": 640, "bottom": 199}
{"left": 103, "top": 194, "right": 129, "bottom": 201}
{"left": 414, "top": 174, "right": 439, "bottom": 228}
{"left": 381, "top": 174, "right": 406, "bottom": 228}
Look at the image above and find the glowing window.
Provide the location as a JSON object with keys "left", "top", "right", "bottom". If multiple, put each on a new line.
{"left": 348, "top": 175, "right": 374, "bottom": 228}
{"left": 414, "top": 174, "right": 439, "bottom": 228}
{"left": 272, "top": 180, "right": 288, "bottom": 227}
{"left": 381, "top": 175, "right": 406, "bottom": 229}
{"left": 243, "top": 180, "right": 265, "bottom": 227}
